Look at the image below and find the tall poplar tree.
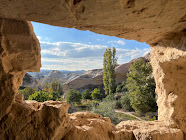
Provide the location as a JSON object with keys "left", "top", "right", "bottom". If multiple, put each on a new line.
{"left": 103, "top": 47, "right": 117, "bottom": 95}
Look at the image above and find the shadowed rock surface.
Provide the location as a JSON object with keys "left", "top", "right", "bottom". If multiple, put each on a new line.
{"left": 0, "top": 0, "right": 185, "bottom": 139}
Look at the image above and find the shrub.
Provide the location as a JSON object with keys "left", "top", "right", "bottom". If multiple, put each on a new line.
{"left": 28, "top": 91, "right": 52, "bottom": 102}
{"left": 91, "top": 101, "right": 119, "bottom": 125}
{"left": 91, "top": 88, "right": 103, "bottom": 100}
{"left": 18, "top": 87, "right": 36, "bottom": 100}
{"left": 120, "top": 93, "right": 133, "bottom": 111}
{"left": 82, "top": 89, "right": 92, "bottom": 100}
{"left": 115, "top": 100, "right": 122, "bottom": 109}
{"left": 66, "top": 89, "right": 82, "bottom": 104}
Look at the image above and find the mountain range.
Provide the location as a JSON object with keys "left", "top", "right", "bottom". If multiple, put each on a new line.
{"left": 21, "top": 53, "right": 150, "bottom": 93}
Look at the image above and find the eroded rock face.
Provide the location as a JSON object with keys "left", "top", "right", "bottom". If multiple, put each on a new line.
{"left": 0, "top": 19, "right": 41, "bottom": 121}
{"left": 150, "top": 31, "right": 186, "bottom": 133}
{"left": 0, "top": 95, "right": 71, "bottom": 140}
{"left": 0, "top": 1, "right": 185, "bottom": 139}
{"left": 0, "top": 0, "right": 185, "bottom": 44}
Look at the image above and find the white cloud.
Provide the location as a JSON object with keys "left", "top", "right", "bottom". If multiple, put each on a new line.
{"left": 39, "top": 40, "right": 150, "bottom": 70}
{"left": 36, "top": 36, "right": 42, "bottom": 41}
{"left": 108, "top": 40, "right": 126, "bottom": 45}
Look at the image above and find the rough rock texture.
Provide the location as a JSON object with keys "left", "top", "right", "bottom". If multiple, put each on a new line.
{"left": 0, "top": 95, "right": 71, "bottom": 140}
{"left": 0, "top": 1, "right": 186, "bottom": 139}
{"left": 63, "top": 112, "right": 184, "bottom": 140}
{"left": 0, "top": 0, "right": 185, "bottom": 44}
{"left": 63, "top": 69, "right": 103, "bottom": 93}
{"left": 150, "top": 31, "right": 186, "bottom": 133}
{"left": 115, "top": 121, "right": 184, "bottom": 140}
{"left": 0, "top": 18, "right": 41, "bottom": 121}
{"left": 21, "top": 73, "right": 38, "bottom": 89}
{"left": 39, "top": 70, "right": 78, "bottom": 88}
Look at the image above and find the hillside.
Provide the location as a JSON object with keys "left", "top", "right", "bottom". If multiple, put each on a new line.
{"left": 63, "top": 53, "right": 150, "bottom": 93}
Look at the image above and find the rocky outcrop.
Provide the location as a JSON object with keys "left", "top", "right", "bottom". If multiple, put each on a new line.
{"left": 63, "top": 54, "right": 149, "bottom": 93}
{"left": 21, "top": 73, "right": 38, "bottom": 89}
{"left": 63, "top": 69, "right": 103, "bottom": 93}
{"left": 150, "top": 31, "right": 186, "bottom": 133}
{"left": 0, "top": 95, "right": 71, "bottom": 140}
{"left": 0, "top": 0, "right": 185, "bottom": 44}
{"left": 0, "top": 18, "right": 41, "bottom": 121}
{"left": 0, "top": 1, "right": 185, "bottom": 139}
{"left": 39, "top": 70, "right": 78, "bottom": 88}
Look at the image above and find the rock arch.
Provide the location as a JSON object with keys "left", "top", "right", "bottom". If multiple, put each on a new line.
{"left": 0, "top": 0, "right": 185, "bottom": 139}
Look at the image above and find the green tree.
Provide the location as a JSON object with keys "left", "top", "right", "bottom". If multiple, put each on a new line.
{"left": 120, "top": 93, "right": 133, "bottom": 111}
{"left": 50, "top": 91, "right": 62, "bottom": 101}
{"left": 28, "top": 91, "right": 53, "bottom": 102}
{"left": 126, "top": 59, "right": 157, "bottom": 114}
{"left": 116, "top": 81, "right": 128, "bottom": 93}
{"left": 44, "top": 82, "right": 49, "bottom": 92}
{"left": 50, "top": 81, "right": 64, "bottom": 95}
{"left": 91, "top": 88, "right": 103, "bottom": 100}
{"left": 82, "top": 89, "right": 92, "bottom": 100}
{"left": 66, "top": 89, "right": 82, "bottom": 104}
{"left": 18, "top": 87, "right": 36, "bottom": 100}
{"left": 103, "top": 47, "right": 117, "bottom": 95}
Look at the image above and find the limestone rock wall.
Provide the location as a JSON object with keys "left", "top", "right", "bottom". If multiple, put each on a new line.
{"left": 0, "top": 0, "right": 185, "bottom": 139}
{"left": 150, "top": 31, "right": 186, "bottom": 133}
{"left": 0, "top": 19, "right": 41, "bottom": 121}
{"left": 0, "top": 0, "right": 185, "bottom": 44}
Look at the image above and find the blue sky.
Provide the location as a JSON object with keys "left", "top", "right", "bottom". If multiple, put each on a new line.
{"left": 32, "top": 22, "right": 150, "bottom": 71}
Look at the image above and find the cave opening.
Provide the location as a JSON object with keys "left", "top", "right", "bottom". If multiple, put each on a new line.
{"left": 17, "top": 21, "right": 159, "bottom": 125}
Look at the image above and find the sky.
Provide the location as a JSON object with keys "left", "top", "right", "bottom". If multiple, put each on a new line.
{"left": 32, "top": 22, "right": 150, "bottom": 71}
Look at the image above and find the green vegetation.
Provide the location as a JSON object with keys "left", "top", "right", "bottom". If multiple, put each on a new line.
{"left": 28, "top": 91, "right": 62, "bottom": 102}
{"left": 120, "top": 93, "right": 133, "bottom": 111}
{"left": 116, "top": 112, "right": 137, "bottom": 121}
{"left": 103, "top": 47, "right": 117, "bottom": 95}
{"left": 126, "top": 59, "right": 157, "bottom": 114}
{"left": 92, "top": 101, "right": 119, "bottom": 124}
{"left": 44, "top": 81, "right": 64, "bottom": 95}
{"left": 91, "top": 88, "right": 103, "bottom": 100}
{"left": 18, "top": 87, "right": 36, "bottom": 100}
{"left": 50, "top": 81, "right": 64, "bottom": 95}
{"left": 82, "top": 89, "right": 92, "bottom": 100}
{"left": 66, "top": 89, "right": 82, "bottom": 104}
{"left": 18, "top": 55, "right": 158, "bottom": 123}
{"left": 116, "top": 81, "right": 128, "bottom": 93}
{"left": 18, "top": 80, "right": 63, "bottom": 102}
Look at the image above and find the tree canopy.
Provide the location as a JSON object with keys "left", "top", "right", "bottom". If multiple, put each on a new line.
{"left": 103, "top": 47, "right": 117, "bottom": 95}
{"left": 126, "top": 59, "right": 157, "bottom": 114}
{"left": 82, "top": 89, "right": 92, "bottom": 100}
{"left": 91, "top": 88, "right": 103, "bottom": 100}
{"left": 66, "top": 89, "right": 82, "bottom": 104}
{"left": 18, "top": 87, "right": 36, "bottom": 100}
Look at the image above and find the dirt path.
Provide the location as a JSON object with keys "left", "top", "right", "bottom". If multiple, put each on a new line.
{"left": 115, "top": 109, "right": 144, "bottom": 121}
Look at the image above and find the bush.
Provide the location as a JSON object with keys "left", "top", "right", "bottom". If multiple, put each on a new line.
{"left": 66, "top": 89, "right": 82, "bottom": 104}
{"left": 18, "top": 87, "right": 36, "bottom": 100}
{"left": 50, "top": 91, "right": 62, "bottom": 101}
{"left": 28, "top": 91, "right": 62, "bottom": 102}
{"left": 91, "top": 101, "right": 119, "bottom": 125}
{"left": 103, "top": 94, "right": 114, "bottom": 102}
{"left": 28, "top": 91, "right": 52, "bottom": 102}
{"left": 120, "top": 93, "right": 133, "bottom": 111}
{"left": 91, "top": 88, "right": 103, "bottom": 100}
{"left": 82, "top": 89, "right": 92, "bottom": 100}
{"left": 115, "top": 100, "right": 122, "bottom": 109}
{"left": 116, "top": 81, "right": 127, "bottom": 93}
